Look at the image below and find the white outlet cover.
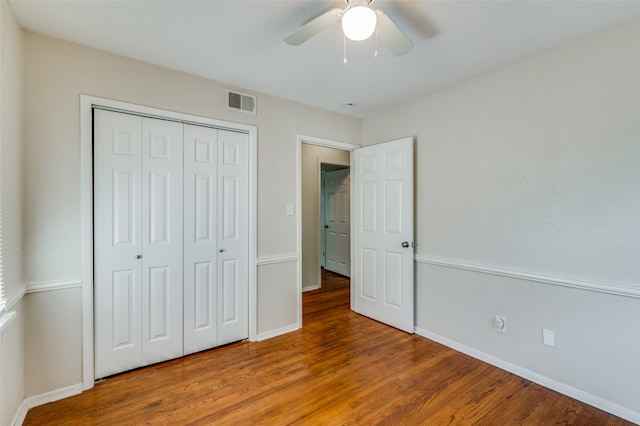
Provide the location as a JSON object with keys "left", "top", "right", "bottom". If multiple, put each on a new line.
{"left": 543, "top": 329, "right": 555, "bottom": 347}
{"left": 495, "top": 315, "right": 507, "bottom": 333}
{"left": 286, "top": 203, "right": 295, "bottom": 216}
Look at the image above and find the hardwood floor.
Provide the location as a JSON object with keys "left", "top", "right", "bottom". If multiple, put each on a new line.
{"left": 24, "top": 269, "right": 631, "bottom": 425}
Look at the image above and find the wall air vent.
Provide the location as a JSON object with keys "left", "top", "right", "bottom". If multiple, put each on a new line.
{"left": 226, "top": 89, "right": 256, "bottom": 115}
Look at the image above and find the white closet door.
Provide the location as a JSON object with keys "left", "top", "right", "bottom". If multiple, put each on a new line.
{"left": 94, "top": 111, "right": 184, "bottom": 378}
{"left": 183, "top": 124, "right": 219, "bottom": 354}
{"left": 94, "top": 110, "right": 144, "bottom": 378}
{"left": 217, "top": 130, "right": 249, "bottom": 345}
{"left": 95, "top": 110, "right": 248, "bottom": 378}
{"left": 141, "top": 117, "right": 184, "bottom": 365}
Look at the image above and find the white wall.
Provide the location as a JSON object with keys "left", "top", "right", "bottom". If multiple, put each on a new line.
{"left": 363, "top": 18, "right": 640, "bottom": 422}
{"left": 0, "top": 0, "right": 25, "bottom": 424}
{"left": 301, "top": 144, "right": 350, "bottom": 291}
{"left": 22, "top": 32, "right": 361, "bottom": 396}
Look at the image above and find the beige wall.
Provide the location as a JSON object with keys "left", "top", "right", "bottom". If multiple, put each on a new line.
{"left": 12, "top": 8, "right": 640, "bottom": 425}
{"left": 301, "top": 144, "right": 350, "bottom": 291}
{"left": 22, "top": 32, "right": 361, "bottom": 396}
{"left": 362, "top": 18, "right": 640, "bottom": 420}
{"left": 0, "top": 0, "right": 23, "bottom": 300}
{"left": 0, "top": 0, "right": 25, "bottom": 424}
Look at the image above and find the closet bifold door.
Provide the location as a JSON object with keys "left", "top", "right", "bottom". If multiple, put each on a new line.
{"left": 183, "top": 124, "right": 219, "bottom": 354}
{"left": 94, "top": 110, "right": 184, "bottom": 379}
{"left": 183, "top": 125, "right": 250, "bottom": 354}
{"left": 216, "top": 129, "right": 249, "bottom": 346}
{"left": 140, "top": 117, "right": 184, "bottom": 366}
{"left": 94, "top": 110, "right": 144, "bottom": 379}
{"left": 95, "top": 109, "right": 249, "bottom": 378}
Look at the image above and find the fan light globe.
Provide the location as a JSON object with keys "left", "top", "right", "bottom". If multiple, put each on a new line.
{"left": 342, "top": 6, "right": 377, "bottom": 41}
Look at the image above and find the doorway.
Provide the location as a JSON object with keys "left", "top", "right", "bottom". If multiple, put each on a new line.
{"left": 296, "top": 135, "right": 415, "bottom": 334}
{"left": 300, "top": 142, "right": 351, "bottom": 295}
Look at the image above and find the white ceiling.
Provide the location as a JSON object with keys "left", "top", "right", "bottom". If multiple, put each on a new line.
{"left": 9, "top": 0, "right": 640, "bottom": 118}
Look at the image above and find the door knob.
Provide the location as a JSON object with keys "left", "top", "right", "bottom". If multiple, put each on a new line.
{"left": 136, "top": 254, "right": 142, "bottom": 259}
{"left": 219, "top": 249, "right": 226, "bottom": 253}
{"left": 401, "top": 241, "right": 410, "bottom": 248}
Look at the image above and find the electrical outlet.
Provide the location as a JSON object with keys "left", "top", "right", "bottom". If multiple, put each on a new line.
{"left": 495, "top": 315, "right": 507, "bottom": 333}
{"left": 286, "top": 203, "right": 295, "bottom": 216}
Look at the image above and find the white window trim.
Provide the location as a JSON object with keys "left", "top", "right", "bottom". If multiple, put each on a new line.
{"left": 0, "top": 176, "right": 5, "bottom": 316}
{"left": 0, "top": 186, "right": 15, "bottom": 333}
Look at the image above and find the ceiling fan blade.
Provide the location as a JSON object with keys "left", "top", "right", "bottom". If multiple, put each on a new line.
{"left": 375, "top": 11, "right": 414, "bottom": 56}
{"left": 285, "top": 8, "right": 344, "bottom": 46}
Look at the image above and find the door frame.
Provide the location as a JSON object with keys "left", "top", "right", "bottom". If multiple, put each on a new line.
{"left": 296, "top": 135, "right": 359, "bottom": 326}
{"left": 80, "top": 95, "right": 258, "bottom": 390}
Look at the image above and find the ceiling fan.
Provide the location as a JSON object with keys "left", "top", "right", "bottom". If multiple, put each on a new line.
{"left": 284, "top": 0, "right": 414, "bottom": 56}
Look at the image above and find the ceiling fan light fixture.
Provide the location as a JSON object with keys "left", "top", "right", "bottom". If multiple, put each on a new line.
{"left": 342, "top": 6, "right": 377, "bottom": 41}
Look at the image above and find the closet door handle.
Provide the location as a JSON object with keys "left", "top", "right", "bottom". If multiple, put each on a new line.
{"left": 219, "top": 249, "right": 226, "bottom": 253}
{"left": 136, "top": 254, "right": 142, "bottom": 259}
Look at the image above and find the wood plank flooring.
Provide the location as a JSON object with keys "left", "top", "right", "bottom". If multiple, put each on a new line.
{"left": 24, "top": 269, "right": 632, "bottom": 425}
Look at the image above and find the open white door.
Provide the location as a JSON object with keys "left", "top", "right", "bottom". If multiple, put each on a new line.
{"left": 353, "top": 137, "right": 414, "bottom": 333}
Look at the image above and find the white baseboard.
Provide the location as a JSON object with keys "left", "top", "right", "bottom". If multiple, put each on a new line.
{"left": 415, "top": 327, "right": 640, "bottom": 425}
{"left": 255, "top": 324, "right": 299, "bottom": 341}
{"left": 11, "top": 401, "right": 28, "bottom": 426}
{"left": 302, "top": 284, "right": 321, "bottom": 292}
{"left": 12, "top": 383, "right": 83, "bottom": 426}
{"left": 23, "top": 383, "right": 83, "bottom": 410}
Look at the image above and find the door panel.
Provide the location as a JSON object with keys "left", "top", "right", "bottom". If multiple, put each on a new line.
{"left": 113, "top": 169, "right": 136, "bottom": 246}
{"left": 194, "top": 261, "right": 213, "bottom": 328}
{"left": 353, "top": 137, "right": 414, "bottom": 333}
{"left": 383, "top": 252, "right": 402, "bottom": 307}
{"left": 112, "top": 269, "right": 136, "bottom": 349}
{"left": 183, "top": 125, "right": 219, "bottom": 355}
{"left": 324, "top": 168, "right": 351, "bottom": 277}
{"left": 148, "top": 266, "right": 169, "bottom": 341}
{"left": 217, "top": 130, "right": 249, "bottom": 345}
{"left": 194, "top": 175, "right": 213, "bottom": 241}
{"left": 141, "top": 118, "right": 184, "bottom": 365}
{"left": 360, "top": 248, "right": 376, "bottom": 300}
{"left": 94, "top": 110, "right": 143, "bottom": 378}
{"left": 221, "top": 176, "right": 238, "bottom": 239}
{"left": 222, "top": 258, "right": 239, "bottom": 323}
{"left": 148, "top": 172, "right": 169, "bottom": 244}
